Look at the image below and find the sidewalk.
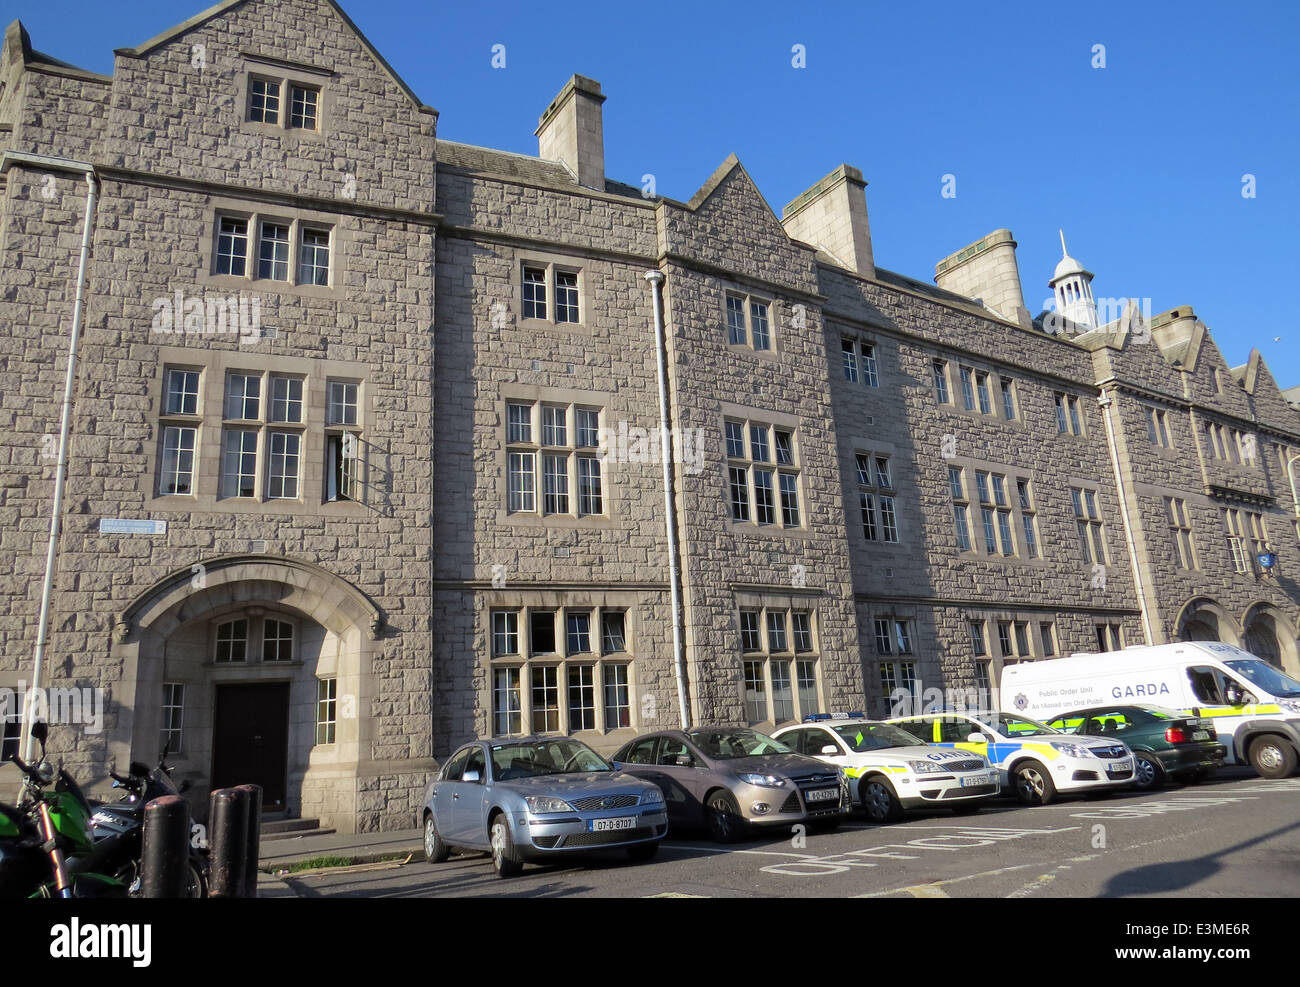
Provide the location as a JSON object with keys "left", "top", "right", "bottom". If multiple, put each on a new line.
{"left": 259, "top": 826, "right": 425, "bottom": 870}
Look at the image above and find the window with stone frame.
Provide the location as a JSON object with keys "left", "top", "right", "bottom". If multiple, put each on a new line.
{"left": 521, "top": 262, "right": 582, "bottom": 325}
{"left": 316, "top": 678, "right": 337, "bottom": 745}
{"left": 874, "top": 617, "right": 913, "bottom": 656}
{"left": 932, "top": 358, "right": 951, "bottom": 405}
{"left": 246, "top": 72, "right": 322, "bottom": 132}
{"left": 725, "top": 416, "right": 801, "bottom": 530}
{"left": 1072, "top": 486, "right": 1108, "bottom": 565}
{"left": 1039, "top": 621, "right": 1058, "bottom": 657}
{"left": 1055, "top": 392, "right": 1084, "bottom": 436}
{"left": 159, "top": 367, "right": 201, "bottom": 496}
{"left": 1166, "top": 497, "right": 1197, "bottom": 570}
{"left": 213, "top": 210, "right": 333, "bottom": 287}
{"left": 489, "top": 606, "right": 633, "bottom": 736}
{"left": 878, "top": 661, "right": 917, "bottom": 717}
{"left": 160, "top": 683, "right": 184, "bottom": 755}
{"left": 855, "top": 451, "right": 899, "bottom": 543}
{"left": 505, "top": 401, "right": 603, "bottom": 518}
{"left": 840, "top": 335, "right": 878, "bottom": 386}
{"left": 725, "top": 290, "right": 774, "bottom": 351}
{"left": 738, "top": 604, "right": 819, "bottom": 725}
{"left": 950, "top": 466, "right": 973, "bottom": 552}
{"left": 1145, "top": 405, "right": 1173, "bottom": 448}
{"left": 1017, "top": 479, "right": 1040, "bottom": 558}
{"left": 1095, "top": 623, "right": 1124, "bottom": 651}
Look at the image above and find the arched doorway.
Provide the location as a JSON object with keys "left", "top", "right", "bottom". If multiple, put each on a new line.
{"left": 106, "top": 556, "right": 383, "bottom": 832}
{"left": 1242, "top": 604, "right": 1299, "bottom": 677}
{"left": 1174, "top": 598, "right": 1241, "bottom": 646}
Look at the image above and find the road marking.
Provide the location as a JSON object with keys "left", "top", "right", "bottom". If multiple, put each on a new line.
{"left": 906, "top": 884, "right": 950, "bottom": 898}
{"left": 644, "top": 892, "right": 709, "bottom": 898}
{"left": 854, "top": 862, "right": 1036, "bottom": 897}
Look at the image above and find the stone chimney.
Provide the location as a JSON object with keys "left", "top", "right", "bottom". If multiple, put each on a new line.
{"left": 781, "top": 164, "right": 874, "bottom": 279}
{"left": 1149, "top": 305, "right": 1199, "bottom": 356}
{"left": 934, "top": 229, "right": 1031, "bottom": 328}
{"left": 535, "top": 74, "right": 606, "bottom": 191}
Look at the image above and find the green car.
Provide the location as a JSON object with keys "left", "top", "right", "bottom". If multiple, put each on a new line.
{"left": 1045, "top": 705, "right": 1226, "bottom": 790}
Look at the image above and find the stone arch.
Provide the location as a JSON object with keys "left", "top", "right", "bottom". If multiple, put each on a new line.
{"left": 1173, "top": 597, "right": 1242, "bottom": 646}
{"left": 107, "top": 556, "right": 385, "bottom": 833}
{"left": 1241, "top": 603, "right": 1300, "bottom": 677}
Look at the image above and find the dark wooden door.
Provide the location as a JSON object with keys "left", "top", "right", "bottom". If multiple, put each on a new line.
{"left": 212, "top": 683, "right": 290, "bottom": 811}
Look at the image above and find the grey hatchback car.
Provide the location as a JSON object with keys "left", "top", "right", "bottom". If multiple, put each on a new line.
{"left": 611, "top": 727, "right": 848, "bottom": 842}
{"left": 421, "top": 736, "right": 668, "bottom": 877}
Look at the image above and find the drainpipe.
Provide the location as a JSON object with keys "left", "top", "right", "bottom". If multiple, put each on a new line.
{"left": 1286, "top": 451, "right": 1300, "bottom": 520}
{"left": 644, "top": 270, "right": 690, "bottom": 729}
{"left": 0, "top": 153, "right": 99, "bottom": 761}
{"left": 1097, "top": 386, "right": 1157, "bottom": 645}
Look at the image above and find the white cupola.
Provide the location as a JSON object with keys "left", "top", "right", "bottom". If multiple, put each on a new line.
{"left": 1048, "top": 229, "right": 1097, "bottom": 331}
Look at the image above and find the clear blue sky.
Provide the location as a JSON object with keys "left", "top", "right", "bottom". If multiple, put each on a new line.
{"left": 9, "top": 0, "right": 1299, "bottom": 389}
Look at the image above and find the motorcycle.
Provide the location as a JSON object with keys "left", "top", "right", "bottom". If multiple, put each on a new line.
{"left": 0, "top": 721, "right": 126, "bottom": 898}
{"left": 89, "top": 750, "right": 208, "bottom": 898}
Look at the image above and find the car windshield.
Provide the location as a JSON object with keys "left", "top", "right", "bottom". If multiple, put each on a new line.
{"left": 1225, "top": 659, "right": 1300, "bottom": 699}
{"left": 490, "top": 740, "right": 611, "bottom": 779}
{"left": 686, "top": 729, "right": 791, "bottom": 759}
{"left": 998, "top": 713, "right": 1060, "bottom": 737}
{"left": 832, "top": 722, "right": 926, "bottom": 751}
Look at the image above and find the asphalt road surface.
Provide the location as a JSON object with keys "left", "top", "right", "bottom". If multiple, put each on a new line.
{"left": 283, "top": 768, "right": 1300, "bottom": 899}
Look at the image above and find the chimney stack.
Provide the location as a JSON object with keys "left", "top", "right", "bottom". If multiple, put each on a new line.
{"left": 781, "top": 164, "right": 874, "bottom": 279}
{"left": 934, "top": 229, "right": 1031, "bottom": 328}
{"left": 535, "top": 74, "right": 606, "bottom": 191}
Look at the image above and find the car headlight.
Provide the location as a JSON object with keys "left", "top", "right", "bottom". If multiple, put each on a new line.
{"left": 524, "top": 796, "right": 576, "bottom": 814}
{"left": 1050, "top": 742, "right": 1093, "bottom": 758}
{"left": 906, "top": 760, "right": 946, "bottom": 774}
{"left": 640, "top": 787, "right": 665, "bottom": 805}
{"left": 737, "top": 773, "right": 787, "bottom": 788}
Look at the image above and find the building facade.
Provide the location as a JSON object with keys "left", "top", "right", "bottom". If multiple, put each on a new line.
{"left": 1, "top": 0, "right": 1296, "bottom": 832}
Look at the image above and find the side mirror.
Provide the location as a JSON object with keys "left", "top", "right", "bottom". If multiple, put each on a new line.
{"left": 463, "top": 770, "right": 481, "bottom": 783}
{"left": 674, "top": 754, "right": 694, "bottom": 767}
{"left": 820, "top": 745, "right": 839, "bottom": 756}
{"left": 129, "top": 761, "right": 150, "bottom": 777}
{"left": 30, "top": 720, "right": 48, "bottom": 746}
{"left": 179, "top": 780, "right": 192, "bottom": 794}
{"left": 967, "top": 732, "right": 987, "bottom": 744}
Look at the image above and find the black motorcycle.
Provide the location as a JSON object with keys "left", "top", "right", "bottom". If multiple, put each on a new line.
{"left": 87, "top": 752, "right": 208, "bottom": 898}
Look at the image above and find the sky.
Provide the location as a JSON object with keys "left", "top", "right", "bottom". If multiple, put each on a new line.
{"left": 7, "top": 0, "right": 1299, "bottom": 389}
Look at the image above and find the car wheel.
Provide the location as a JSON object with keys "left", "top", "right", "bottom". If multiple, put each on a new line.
{"left": 950, "top": 803, "right": 981, "bottom": 815}
{"left": 1248, "top": 735, "right": 1298, "bottom": 779}
{"left": 626, "top": 842, "right": 659, "bottom": 862}
{"left": 860, "top": 778, "right": 902, "bottom": 823}
{"left": 423, "top": 812, "right": 449, "bottom": 864}
{"left": 704, "top": 791, "right": 745, "bottom": 844}
{"left": 1132, "top": 753, "right": 1164, "bottom": 791}
{"left": 1012, "top": 761, "right": 1056, "bottom": 805}
{"left": 489, "top": 815, "right": 523, "bottom": 877}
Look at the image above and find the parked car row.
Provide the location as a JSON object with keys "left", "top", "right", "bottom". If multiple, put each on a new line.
{"left": 420, "top": 705, "right": 1229, "bottom": 878}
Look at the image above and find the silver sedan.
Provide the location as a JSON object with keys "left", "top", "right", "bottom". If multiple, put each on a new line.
{"left": 421, "top": 737, "right": 669, "bottom": 877}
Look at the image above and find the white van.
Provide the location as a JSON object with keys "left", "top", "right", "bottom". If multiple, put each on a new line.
{"left": 1001, "top": 642, "right": 1300, "bottom": 779}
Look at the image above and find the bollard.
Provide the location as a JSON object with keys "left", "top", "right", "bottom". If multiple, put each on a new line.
{"left": 234, "top": 784, "right": 263, "bottom": 899}
{"left": 208, "top": 787, "right": 249, "bottom": 898}
{"left": 141, "top": 795, "right": 191, "bottom": 898}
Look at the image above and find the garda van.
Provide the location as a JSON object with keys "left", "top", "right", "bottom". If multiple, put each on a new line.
{"left": 1001, "top": 642, "right": 1300, "bottom": 779}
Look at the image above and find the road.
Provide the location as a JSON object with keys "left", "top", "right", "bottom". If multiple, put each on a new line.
{"left": 282, "top": 769, "right": 1300, "bottom": 899}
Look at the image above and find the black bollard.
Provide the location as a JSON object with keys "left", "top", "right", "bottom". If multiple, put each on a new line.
{"left": 208, "top": 787, "right": 249, "bottom": 898}
{"left": 234, "top": 784, "right": 263, "bottom": 898}
{"left": 141, "top": 795, "right": 191, "bottom": 898}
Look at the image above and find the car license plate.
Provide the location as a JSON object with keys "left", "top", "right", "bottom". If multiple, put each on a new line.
{"left": 805, "top": 788, "right": 839, "bottom": 802}
{"left": 960, "top": 774, "right": 991, "bottom": 788}
{"left": 1193, "top": 730, "right": 1210, "bottom": 741}
{"left": 589, "top": 816, "right": 636, "bottom": 832}
{"left": 1107, "top": 761, "right": 1130, "bottom": 775}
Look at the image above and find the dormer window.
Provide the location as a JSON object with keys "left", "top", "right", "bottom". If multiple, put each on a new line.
{"left": 243, "top": 67, "right": 325, "bottom": 134}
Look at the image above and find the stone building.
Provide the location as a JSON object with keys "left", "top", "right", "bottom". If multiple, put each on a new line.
{"left": 0, "top": 0, "right": 1296, "bottom": 832}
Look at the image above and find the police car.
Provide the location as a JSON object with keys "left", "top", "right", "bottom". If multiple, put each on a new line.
{"left": 773, "top": 715, "right": 1000, "bottom": 822}
{"left": 886, "top": 709, "right": 1135, "bottom": 805}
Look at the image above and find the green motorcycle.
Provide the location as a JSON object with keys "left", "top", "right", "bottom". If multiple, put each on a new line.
{"left": 1, "top": 721, "right": 126, "bottom": 898}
